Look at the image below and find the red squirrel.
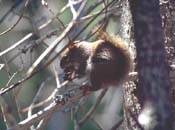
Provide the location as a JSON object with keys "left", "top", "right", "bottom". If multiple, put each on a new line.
{"left": 60, "top": 28, "right": 132, "bottom": 91}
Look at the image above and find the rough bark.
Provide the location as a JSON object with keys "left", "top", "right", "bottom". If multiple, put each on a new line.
{"left": 129, "top": 0, "right": 173, "bottom": 130}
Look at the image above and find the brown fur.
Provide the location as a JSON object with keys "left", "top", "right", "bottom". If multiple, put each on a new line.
{"left": 60, "top": 29, "right": 132, "bottom": 91}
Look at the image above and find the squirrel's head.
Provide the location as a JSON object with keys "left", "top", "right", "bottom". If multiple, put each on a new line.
{"left": 60, "top": 41, "right": 93, "bottom": 69}
{"left": 60, "top": 41, "right": 92, "bottom": 80}
{"left": 60, "top": 41, "right": 80, "bottom": 69}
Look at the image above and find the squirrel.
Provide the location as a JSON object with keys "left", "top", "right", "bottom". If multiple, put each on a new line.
{"left": 60, "top": 27, "right": 133, "bottom": 91}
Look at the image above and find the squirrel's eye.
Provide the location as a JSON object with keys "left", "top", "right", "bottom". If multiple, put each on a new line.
{"left": 60, "top": 56, "right": 69, "bottom": 68}
{"left": 92, "top": 57, "right": 110, "bottom": 64}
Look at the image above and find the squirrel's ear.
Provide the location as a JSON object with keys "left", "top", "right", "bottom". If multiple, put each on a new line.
{"left": 68, "top": 41, "right": 80, "bottom": 49}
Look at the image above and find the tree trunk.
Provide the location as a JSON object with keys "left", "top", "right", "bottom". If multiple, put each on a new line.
{"left": 129, "top": 0, "right": 173, "bottom": 130}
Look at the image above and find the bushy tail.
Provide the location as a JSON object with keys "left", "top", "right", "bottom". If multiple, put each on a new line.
{"left": 92, "top": 25, "right": 127, "bottom": 50}
{"left": 92, "top": 25, "right": 133, "bottom": 76}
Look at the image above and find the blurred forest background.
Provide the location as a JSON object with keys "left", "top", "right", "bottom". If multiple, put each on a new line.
{"left": 0, "top": 0, "right": 175, "bottom": 130}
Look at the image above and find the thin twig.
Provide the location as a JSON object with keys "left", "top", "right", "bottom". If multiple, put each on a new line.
{"left": 90, "top": 118, "right": 103, "bottom": 130}
{"left": 83, "top": 0, "right": 104, "bottom": 15}
{"left": 5, "top": 28, "right": 61, "bottom": 66}
{"left": 0, "top": 0, "right": 30, "bottom": 37}
{"left": 0, "top": 2, "right": 69, "bottom": 57}
{"left": 68, "top": 0, "right": 84, "bottom": 20}
{"left": 41, "top": 0, "right": 71, "bottom": 41}
{"left": 0, "top": 96, "right": 17, "bottom": 129}
{"left": 53, "top": 62, "right": 61, "bottom": 90}
{"left": 5, "top": 72, "right": 24, "bottom": 123}
{"left": 13, "top": 89, "right": 23, "bottom": 120}
{"left": 1, "top": 49, "right": 12, "bottom": 77}
{"left": 72, "top": 107, "right": 80, "bottom": 130}
{"left": 0, "top": 33, "right": 33, "bottom": 57}
{"left": 6, "top": 72, "right": 18, "bottom": 87}
{"left": 109, "top": 119, "right": 123, "bottom": 130}
{"left": 0, "top": 63, "right": 5, "bottom": 70}
{"left": 38, "top": 3, "right": 69, "bottom": 30}
{"left": 0, "top": 2, "right": 19, "bottom": 24}
{"left": 35, "top": 117, "right": 51, "bottom": 130}
{"left": 72, "top": 0, "right": 116, "bottom": 41}
{"left": 26, "top": 0, "right": 88, "bottom": 76}
{"left": 21, "top": 80, "right": 69, "bottom": 113}
{"left": 27, "top": 77, "right": 51, "bottom": 130}
{"left": 7, "top": 89, "right": 91, "bottom": 130}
